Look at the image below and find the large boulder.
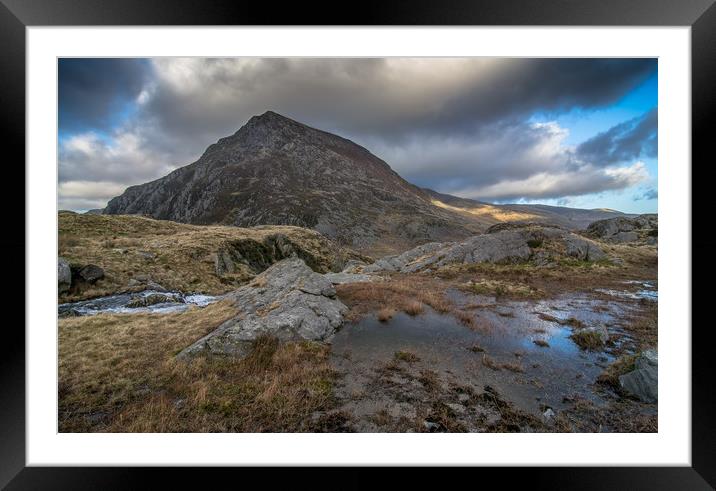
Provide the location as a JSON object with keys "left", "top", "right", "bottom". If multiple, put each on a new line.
{"left": 323, "top": 272, "right": 377, "bottom": 284}
{"left": 58, "top": 257, "right": 71, "bottom": 294}
{"left": 78, "top": 264, "right": 105, "bottom": 283}
{"left": 586, "top": 214, "right": 657, "bottom": 243}
{"left": 619, "top": 350, "right": 658, "bottom": 403}
{"left": 364, "top": 225, "right": 607, "bottom": 273}
{"left": 178, "top": 257, "right": 347, "bottom": 359}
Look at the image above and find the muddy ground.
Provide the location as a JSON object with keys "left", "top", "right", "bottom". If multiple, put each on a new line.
{"left": 318, "top": 252, "right": 658, "bottom": 433}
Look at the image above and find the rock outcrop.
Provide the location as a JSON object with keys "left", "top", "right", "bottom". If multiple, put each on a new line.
{"left": 178, "top": 258, "right": 347, "bottom": 359}
{"left": 619, "top": 350, "right": 658, "bottom": 403}
{"left": 78, "top": 264, "right": 105, "bottom": 283}
{"left": 586, "top": 214, "right": 657, "bottom": 243}
{"left": 58, "top": 257, "right": 72, "bottom": 294}
{"left": 364, "top": 224, "right": 606, "bottom": 274}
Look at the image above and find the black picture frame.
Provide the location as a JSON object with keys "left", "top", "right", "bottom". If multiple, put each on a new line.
{"left": 2, "top": 0, "right": 714, "bottom": 488}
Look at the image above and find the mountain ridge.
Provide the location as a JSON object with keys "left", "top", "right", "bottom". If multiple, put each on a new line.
{"left": 104, "top": 111, "right": 626, "bottom": 255}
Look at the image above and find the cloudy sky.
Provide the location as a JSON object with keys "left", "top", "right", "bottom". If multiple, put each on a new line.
{"left": 58, "top": 58, "right": 657, "bottom": 213}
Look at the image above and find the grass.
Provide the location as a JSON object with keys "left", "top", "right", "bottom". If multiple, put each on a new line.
{"left": 533, "top": 339, "right": 550, "bottom": 348}
{"left": 468, "top": 344, "right": 485, "bottom": 353}
{"left": 623, "top": 302, "right": 657, "bottom": 350}
{"left": 481, "top": 355, "right": 524, "bottom": 372}
{"left": 431, "top": 243, "right": 656, "bottom": 301}
{"left": 377, "top": 308, "right": 396, "bottom": 322}
{"left": 58, "top": 213, "right": 366, "bottom": 302}
{"left": 597, "top": 354, "right": 638, "bottom": 389}
{"left": 336, "top": 277, "right": 455, "bottom": 322}
{"left": 404, "top": 301, "right": 424, "bottom": 316}
{"left": 59, "top": 302, "right": 338, "bottom": 432}
{"left": 481, "top": 355, "right": 502, "bottom": 371}
{"left": 538, "top": 313, "right": 584, "bottom": 328}
{"left": 570, "top": 329, "right": 604, "bottom": 351}
{"left": 462, "top": 279, "right": 541, "bottom": 298}
{"left": 394, "top": 350, "right": 420, "bottom": 363}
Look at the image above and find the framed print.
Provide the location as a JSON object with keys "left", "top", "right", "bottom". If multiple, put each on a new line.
{"left": 3, "top": 0, "right": 715, "bottom": 488}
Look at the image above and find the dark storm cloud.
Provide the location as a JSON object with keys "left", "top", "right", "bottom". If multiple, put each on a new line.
{"left": 59, "top": 58, "right": 149, "bottom": 132}
{"left": 576, "top": 108, "right": 657, "bottom": 166}
{"left": 139, "top": 58, "right": 657, "bottom": 145}
{"left": 58, "top": 58, "right": 658, "bottom": 209}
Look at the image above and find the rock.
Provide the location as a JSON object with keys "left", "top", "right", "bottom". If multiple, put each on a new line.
{"left": 126, "top": 293, "right": 183, "bottom": 308}
{"left": 127, "top": 278, "right": 141, "bottom": 287}
{"left": 363, "top": 242, "right": 445, "bottom": 273}
{"left": 563, "top": 235, "right": 607, "bottom": 261}
{"left": 145, "top": 281, "right": 167, "bottom": 292}
{"left": 78, "top": 264, "right": 104, "bottom": 283}
{"left": 58, "top": 257, "right": 72, "bottom": 294}
{"left": 446, "top": 403, "right": 466, "bottom": 415}
{"left": 423, "top": 421, "right": 443, "bottom": 432}
{"left": 137, "top": 251, "right": 156, "bottom": 261}
{"left": 611, "top": 231, "right": 639, "bottom": 243}
{"left": 542, "top": 408, "right": 555, "bottom": 421}
{"left": 619, "top": 350, "right": 658, "bottom": 403}
{"left": 341, "top": 259, "right": 367, "bottom": 274}
{"left": 586, "top": 214, "right": 658, "bottom": 243}
{"left": 323, "top": 272, "right": 376, "bottom": 284}
{"left": 365, "top": 225, "right": 606, "bottom": 273}
{"left": 214, "top": 249, "right": 235, "bottom": 276}
{"left": 178, "top": 258, "right": 347, "bottom": 359}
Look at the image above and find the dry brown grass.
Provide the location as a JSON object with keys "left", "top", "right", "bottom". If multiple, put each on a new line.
{"left": 431, "top": 244, "right": 656, "bottom": 299}
{"left": 462, "top": 278, "right": 542, "bottom": 298}
{"left": 394, "top": 350, "right": 420, "bottom": 363}
{"left": 453, "top": 310, "right": 475, "bottom": 327}
{"left": 533, "top": 339, "right": 550, "bottom": 348}
{"left": 623, "top": 302, "right": 657, "bottom": 350}
{"left": 377, "top": 307, "right": 396, "bottom": 322}
{"left": 481, "top": 355, "right": 502, "bottom": 371}
{"left": 481, "top": 355, "right": 524, "bottom": 372}
{"left": 570, "top": 330, "right": 604, "bottom": 351}
{"left": 597, "top": 354, "right": 638, "bottom": 389}
{"left": 403, "top": 301, "right": 424, "bottom": 316}
{"left": 58, "top": 213, "right": 365, "bottom": 302}
{"left": 59, "top": 302, "right": 338, "bottom": 432}
{"left": 336, "top": 276, "right": 462, "bottom": 323}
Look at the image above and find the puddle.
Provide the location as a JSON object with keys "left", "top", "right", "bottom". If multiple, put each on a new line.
{"left": 58, "top": 290, "right": 219, "bottom": 316}
{"left": 330, "top": 291, "right": 644, "bottom": 419}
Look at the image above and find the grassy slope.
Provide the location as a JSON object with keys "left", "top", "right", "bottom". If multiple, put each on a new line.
{"left": 59, "top": 302, "right": 339, "bottom": 432}
{"left": 58, "top": 212, "right": 366, "bottom": 301}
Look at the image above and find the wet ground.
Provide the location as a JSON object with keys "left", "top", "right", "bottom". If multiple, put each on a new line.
{"left": 326, "top": 281, "right": 657, "bottom": 432}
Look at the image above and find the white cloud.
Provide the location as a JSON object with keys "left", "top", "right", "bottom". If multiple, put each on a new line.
{"left": 451, "top": 161, "right": 649, "bottom": 201}
{"left": 58, "top": 180, "right": 129, "bottom": 211}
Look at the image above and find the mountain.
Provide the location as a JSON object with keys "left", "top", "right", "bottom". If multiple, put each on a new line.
{"left": 104, "top": 111, "right": 625, "bottom": 255}
{"left": 423, "top": 189, "right": 629, "bottom": 231}
{"left": 104, "top": 111, "right": 487, "bottom": 255}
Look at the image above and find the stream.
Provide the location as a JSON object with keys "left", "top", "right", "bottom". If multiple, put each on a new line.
{"left": 58, "top": 289, "right": 219, "bottom": 316}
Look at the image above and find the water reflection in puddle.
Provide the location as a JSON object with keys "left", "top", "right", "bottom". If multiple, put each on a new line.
{"left": 331, "top": 291, "right": 645, "bottom": 416}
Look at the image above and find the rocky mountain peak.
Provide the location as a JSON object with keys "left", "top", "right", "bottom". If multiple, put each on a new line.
{"left": 102, "top": 113, "right": 476, "bottom": 253}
